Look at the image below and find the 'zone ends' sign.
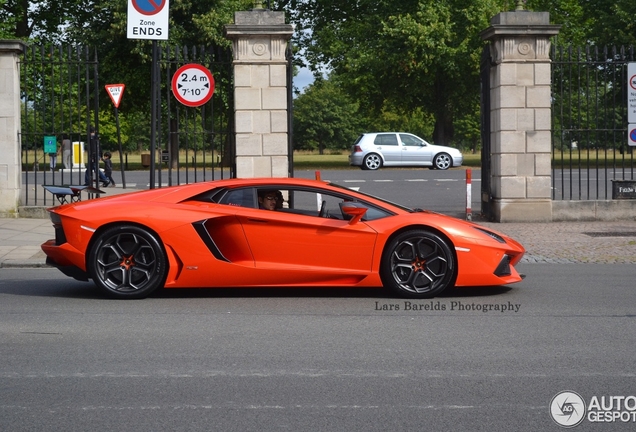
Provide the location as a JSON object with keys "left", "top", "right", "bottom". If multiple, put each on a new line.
{"left": 127, "top": 0, "right": 169, "bottom": 40}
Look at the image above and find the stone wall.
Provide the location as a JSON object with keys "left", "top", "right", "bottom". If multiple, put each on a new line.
{"left": 0, "top": 41, "right": 26, "bottom": 217}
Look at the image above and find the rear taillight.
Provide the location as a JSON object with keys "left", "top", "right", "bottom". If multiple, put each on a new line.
{"left": 353, "top": 145, "right": 363, "bottom": 153}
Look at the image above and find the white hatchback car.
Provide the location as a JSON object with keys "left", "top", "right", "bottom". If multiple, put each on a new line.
{"left": 349, "top": 132, "right": 463, "bottom": 170}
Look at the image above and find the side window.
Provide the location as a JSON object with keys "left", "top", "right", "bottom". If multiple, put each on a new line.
{"left": 400, "top": 134, "right": 423, "bottom": 146}
{"left": 286, "top": 190, "right": 335, "bottom": 217}
{"left": 374, "top": 134, "right": 398, "bottom": 146}
{"left": 282, "top": 188, "right": 392, "bottom": 221}
{"left": 219, "top": 188, "right": 255, "bottom": 208}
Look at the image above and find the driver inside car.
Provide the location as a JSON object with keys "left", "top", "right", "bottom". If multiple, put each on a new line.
{"left": 258, "top": 189, "right": 281, "bottom": 211}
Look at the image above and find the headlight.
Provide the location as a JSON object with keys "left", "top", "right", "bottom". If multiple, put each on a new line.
{"left": 472, "top": 226, "right": 506, "bottom": 244}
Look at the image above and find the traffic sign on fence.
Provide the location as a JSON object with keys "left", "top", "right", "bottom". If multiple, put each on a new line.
{"left": 171, "top": 63, "right": 215, "bottom": 107}
{"left": 127, "top": 0, "right": 169, "bottom": 40}
{"left": 105, "top": 84, "right": 125, "bottom": 108}
{"left": 629, "top": 125, "right": 636, "bottom": 147}
{"left": 628, "top": 63, "right": 636, "bottom": 124}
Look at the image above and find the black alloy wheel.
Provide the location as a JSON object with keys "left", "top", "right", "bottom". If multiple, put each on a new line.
{"left": 88, "top": 225, "right": 168, "bottom": 299}
{"left": 380, "top": 230, "right": 456, "bottom": 298}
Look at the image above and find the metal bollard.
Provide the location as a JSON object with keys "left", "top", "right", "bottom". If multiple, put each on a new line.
{"left": 466, "top": 168, "right": 472, "bottom": 221}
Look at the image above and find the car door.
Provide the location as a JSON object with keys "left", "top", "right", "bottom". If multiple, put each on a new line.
{"left": 373, "top": 133, "right": 401, "bottom": 164}
{"left": 235, "top": 188, "right": 378, "bottom": 281}
{"left": 399, "top": 133, "right": 433, "bottom": 165}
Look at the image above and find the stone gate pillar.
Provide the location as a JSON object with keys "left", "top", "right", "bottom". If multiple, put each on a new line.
{"left": 225, "top": 10, "right": 293, "bottom": 178}
{"left": 0, "top": 40, "right": 26, "bottom": 218}
{"left": 480, "top": 12, "right": 560, "bottom": 222}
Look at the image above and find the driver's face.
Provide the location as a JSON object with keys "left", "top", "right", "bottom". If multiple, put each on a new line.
{"left": 259, "top": 193, "right": 277, "bottom": 210}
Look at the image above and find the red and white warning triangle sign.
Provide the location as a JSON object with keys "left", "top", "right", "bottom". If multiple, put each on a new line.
{"left": 105, "top": 84, "right": 125, "bottom": 108}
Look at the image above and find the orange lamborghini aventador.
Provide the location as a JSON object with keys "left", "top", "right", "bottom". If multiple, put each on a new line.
{"left": 41, "top": 178, "right": 525, "bottom": 299}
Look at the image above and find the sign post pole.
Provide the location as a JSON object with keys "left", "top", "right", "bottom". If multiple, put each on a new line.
{"left": 105, "top": 84, "right": 127, "bottom": 188}
{"left": 150, "top": 41, "right": 158, "bottom": 189}
{"left": 127, "top": 0, "right": 169, "bottom": 189}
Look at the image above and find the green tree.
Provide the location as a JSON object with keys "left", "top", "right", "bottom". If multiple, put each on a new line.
{"left": 287, "top": 0, "right": 508, "bottom": 146}
{"left": 528, "top": 0, "right": 636, "bottom": 46}
{"left": 293, "top": 79, "right": 363, "bottom": 153}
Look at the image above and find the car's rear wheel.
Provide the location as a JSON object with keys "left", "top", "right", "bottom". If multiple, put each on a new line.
{"left": 380, "top": 230, "right": 456, "bottom": 298}
{"left": 362, "top": 153, "right": 382, "bottom": 170}
{"left": 433, "top": 153, "right": 452, "bottom": 170}
{"left": 88, "top": 225, "right": 168, "bottom": 299}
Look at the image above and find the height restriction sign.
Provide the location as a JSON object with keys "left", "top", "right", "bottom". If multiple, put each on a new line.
{"left": 171, "top": 64, "right": 215, "bottom": 107}
{"left": 127, "top": 0, "right": 169, "bottom": 40}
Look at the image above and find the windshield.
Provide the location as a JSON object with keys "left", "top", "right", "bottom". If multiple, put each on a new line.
{"left": 328, "top": 182, "right": 413, "bottom": 212}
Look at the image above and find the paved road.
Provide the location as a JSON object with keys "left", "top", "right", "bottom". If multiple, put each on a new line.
{"left": 23, "top": 165, "right": 636, "bottom": 207}
{"left": 1, "top": 264, "right": 635, "bottom": 431}
{"left": 23, "top": 167, "right": 483, "bottom": 217}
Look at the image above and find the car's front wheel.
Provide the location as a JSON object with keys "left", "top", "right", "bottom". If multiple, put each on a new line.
{"left": 87, "top": 225, "right": 168, "bottom": 299}
{"left": 380, "top": 230, "right": 456, "bottom": 298}
{"left": 433, "top": 153, "right": 452, "bottom": 170}
{"left": 362, "top": 153, "right": 382, "bottom": 170}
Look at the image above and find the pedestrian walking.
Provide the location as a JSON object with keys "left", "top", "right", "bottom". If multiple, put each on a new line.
{"left": 61, "top": 134, "right": 72, "bottom": 169}
{"left": 84, "top": 126, "right": 109, "bottom": 186}
{"left": 103, "top": 152, "right": 116, "bottom": 187}
{"left": 48, "top": 144, "right": 58, "bottom": 171}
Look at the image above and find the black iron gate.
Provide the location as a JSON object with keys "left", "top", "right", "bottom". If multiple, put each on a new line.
{"left": 20, "top": 45, "right": 100, "bottom": 206}
{"left": 155, "top": 45, "right": 234, "bottom": 187}
{"left": 480, "top": 44, "right": 493, "bottom": 219}
{"left": 551, "top": 45, "right": 635, "bottom": 200}
{"left": 19, "top": 44, "right": 235, "bottom": 206}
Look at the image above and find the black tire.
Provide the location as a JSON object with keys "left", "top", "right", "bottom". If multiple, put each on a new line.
{"left": 363, "top": 153, "right": 382, "bottom": 170}
{"left": 380, "top": 230, "right": 456, "bottom": 298}
{"left": 87, "top": 225, "right": 168, "bottom": 299}
{"left": 433, "top": 152, "right": 452, "bottom": 170}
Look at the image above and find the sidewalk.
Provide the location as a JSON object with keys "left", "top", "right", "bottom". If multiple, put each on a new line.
{"left": 1, "top": 212, "right": 635, "bottom": 268}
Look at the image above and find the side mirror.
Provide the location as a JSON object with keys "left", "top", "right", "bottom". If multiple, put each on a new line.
{"left": 341, "top": 206, "right": 367, "bottom": 225}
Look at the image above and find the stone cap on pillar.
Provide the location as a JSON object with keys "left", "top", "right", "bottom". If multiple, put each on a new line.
{"left": 0, "top": 40, "right": 27, "bottom": 54}
{"left": 225, "top": 11, "right": 294, "bottom": 39}
{"left": 224, "top": 11, "right": 293, "bottom": 63}
{"left": 480, "top": 12, "right": 560, "bottom": 63}
{"left": 480, "top": 12, "right": 561, "bottom": 41}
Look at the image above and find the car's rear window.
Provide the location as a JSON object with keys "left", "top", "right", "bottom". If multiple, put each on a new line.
{"left": 374, "top": 134, "right": 398, "bottom": 146}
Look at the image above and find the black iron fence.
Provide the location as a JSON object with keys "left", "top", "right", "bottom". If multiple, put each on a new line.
{"left": 551, "top": 45, "right": 636, "bottom": 200}
{"left": 20, "top": 45, "right": 99, "bottom": 206}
